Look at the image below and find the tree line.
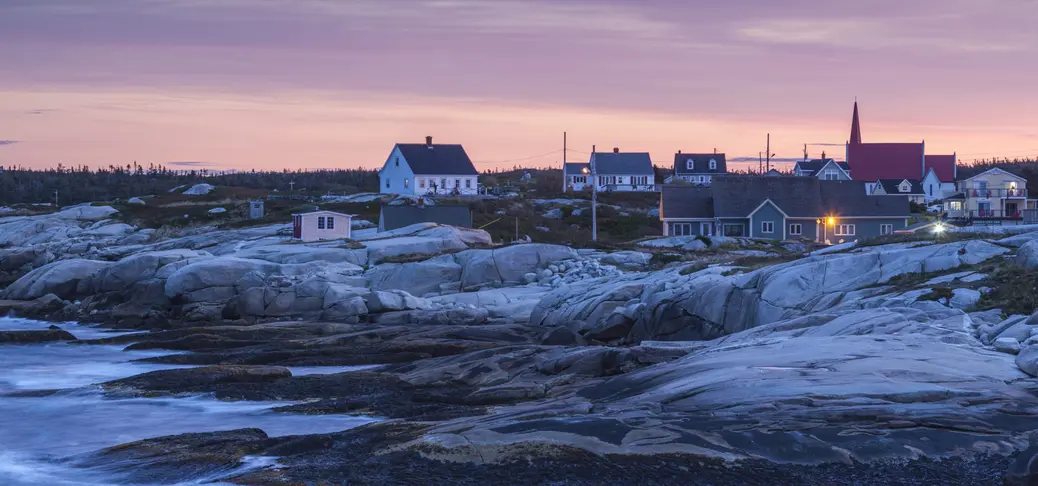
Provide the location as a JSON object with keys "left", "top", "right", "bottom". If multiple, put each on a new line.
{"left": 0, "top": 164, "right": 379, "bottom": 206}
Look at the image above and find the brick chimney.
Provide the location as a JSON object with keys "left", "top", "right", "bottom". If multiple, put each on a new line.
{"left": 425, "top": 136, "right": 433, "bottom": 147}
{"left": 613, "top": 147, "right": 619, "bottom": 153}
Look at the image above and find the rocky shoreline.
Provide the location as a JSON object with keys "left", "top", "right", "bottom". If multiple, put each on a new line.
{"left": 5, "top": 205, "right": 1038, "bottom": 484}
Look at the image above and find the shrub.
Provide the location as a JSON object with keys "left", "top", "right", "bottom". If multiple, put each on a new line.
{"left": 918, "top": 287, "right": 954, "bottom": 302}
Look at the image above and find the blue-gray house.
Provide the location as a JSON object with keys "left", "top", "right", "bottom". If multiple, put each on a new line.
{"left": 660, "top": 175, "right": 910, "bottom": 243}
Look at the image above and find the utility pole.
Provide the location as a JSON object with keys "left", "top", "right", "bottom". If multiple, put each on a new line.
{"left": 766, "top": 133, "right": 771, "bottom": 172}
{"left": 758, "top": 152, "right": 763, "bottom": 174}
{"left": 562, "top": 131, "right": 567, "bottom": 192}
{"left": 54, "top": 190, "right": 58, "bottom": 208}
{"left": 515, "top": 217, "right": 519, "bottom": 243}
{"left": 591, "top": 144, "right": 598, "bottom": 242}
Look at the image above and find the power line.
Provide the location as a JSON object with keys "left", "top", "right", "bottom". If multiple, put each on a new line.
{"left": 473, "top": 149, "right": 563, "bottom": 165}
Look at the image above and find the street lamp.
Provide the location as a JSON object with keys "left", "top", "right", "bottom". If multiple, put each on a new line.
{"left": 582, "top": 155, "right": 597, "bottom": 241}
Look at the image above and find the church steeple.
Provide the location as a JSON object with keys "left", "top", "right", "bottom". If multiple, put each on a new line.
{"left": 850, "top": 99, "right": 862, "bottom": 145}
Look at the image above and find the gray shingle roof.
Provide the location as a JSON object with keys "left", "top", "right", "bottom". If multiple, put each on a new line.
{"left": 660, "top": 185, "right": 714, "bottom": 219}
{"left": 795, "top": 159, "right": 848, "bottom": 174}
{"left": 591, "top": 152, "right": 654, "bottom": 175}
{"left": 820, "top": 180, "right": 910, "bottom": 217}
{"left": 711, "top": 176, "right": 822, "bottom": 218}
{"left": 674, "top": 153, "right": 727, "bottom": 175}
{"left": 379, "top": 205, "right": 473, "bottom": 232}
{"left": 875, "top": 179, "right": 924, "bottom": 195}
{"left": 396, "top": 144, "right": 478, "bottom": 176}
{"left": 564, "top": 162, "right": 590, "bottom": 175}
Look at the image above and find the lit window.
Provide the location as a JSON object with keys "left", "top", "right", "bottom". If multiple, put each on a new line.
{"left": 327, "top": 217, "right": 335, "bottom": 229}
{"left": 404, "top": 178, "right": 409, "bottom": 189}
{"left": 318, "top": 216, "right": 326, "bottom": 229}
{"left": 789, "top": 223, "right": 802, "bottom": 235}
{"left": 761, "top": 221, "right": 774, "bottom": 233}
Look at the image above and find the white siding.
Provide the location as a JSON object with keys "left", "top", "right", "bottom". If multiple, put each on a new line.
{"left": 296, "top": 212, "right": 352, "bottom": 242}
{"left": 594, "top": 174, "right": 656, "bottom": 192}
{"left": 379, "top": 146, "right": 416, "bottom": 195}
{"left": 413, "top": 174, "right": 478, "bottom": 196}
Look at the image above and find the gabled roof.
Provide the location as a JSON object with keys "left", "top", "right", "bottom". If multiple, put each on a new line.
{"left": 379, "top": 205, "right": 472, "bottom": 232}
{"left": 795, "top": 159, "right": 848, "bottom": 174}
{"left": 712, "top": 176, "right": 822, "bottom": 218}
{"left": 674, "top": 153, "right": 727, "bottom": 175}
{"left": 848, "top": 142, "right": 924, "bottom": 181}
{"left": 591, "top": 152, "right": 654, "bottom": 175}
{"left": 875, "top": 178, "right": 924, "bottom": 195}
{"left": 820, "top": 180, "right": 910, "bottom": 217}
{"left": 395, "top": 143, "right": 478, "bottom": 176}
{"left": 660, "top": 185, "right": 714, "bottom": 219}
{"left": 850, "top": 101, "right": 862, "bottom": 145}
{"left": 962, "top": 167, "right": 1026, "bottom": 182}
{"left": 924, "top": 155, "right": 956, "bottom": 182}
{"left": 563, "top": 162, "right": 590, "bottom": 175}
{"left": 292, "top": 210, "right": 356, "bottom": 217}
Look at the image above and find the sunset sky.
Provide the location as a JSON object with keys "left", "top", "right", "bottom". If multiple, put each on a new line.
{"left": 2, "top": 0, "right": 1037, "bottom": 172}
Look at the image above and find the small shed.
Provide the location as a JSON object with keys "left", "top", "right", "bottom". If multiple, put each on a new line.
{"left": 378, "top": 205, "right": 473, "bottom": 232}
{"left": 291, "top": 210, "right": 355, "bottom": 242}
{"left": 249, "top": 200, "right": 264, "bottom": 219}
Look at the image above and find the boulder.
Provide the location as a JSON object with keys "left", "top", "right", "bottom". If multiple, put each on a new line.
{"left": 540, "top": 327, "right": 587, "bottom": 346}
{"left": 3, "top": 259, "right": 113, "bottom": 300}
{"left": 183, "top": 183, "right": 215, "bottom": 195}
{"left": 96, "top": 249, "right": 203, "bottom": 292}
{"left": 1017, "top": 345, "right": 1038, "bottom": 376}
{"left": 53, "top": 205, "right": 119, "bottom": 221}
{"left": 681, "top": 240, "right": 707, "bottom": 252}
{"left": 598, "top": 251, "right": 651, "bottom": 269}
{"left": 367, "top": 254, "right": 462, "bottom": 296}
{"left": 207, "top": 207, "right": 227, "bottom": 215}
{"left": 585, "top": 312, "right": 634, "bottom": 342}
{"left": 366, "top": 290, "right": 428, "bottom": 313}
{"left": 949, "top": 288, "right": 981, "bottom": 310}
{"left": 233, "top": 246, "right": 365, "bottom": 266}
{"left": 456, "top": 244, "right": 578, "bottom": 289}
{"left": 995, "top": 337, "right": 1022, "bottom": 354}
{"left": 543, "top": 208, "right": 563, "bottom": 219}
{"left": 164, "top": 257, "right": 280, "bottom": 301}
{"left": 1017, "top": 240, "right": 1038, "bottom": 268}
{"left": 127, "top": 197, "right": 146, "bottom": 205}
{"left": 0, "top": 329, "right": 77, "bottom": 344}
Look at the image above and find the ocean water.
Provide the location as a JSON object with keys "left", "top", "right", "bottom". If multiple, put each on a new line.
{"left": 0, "top": 317, "right": 377, "bottom": 485}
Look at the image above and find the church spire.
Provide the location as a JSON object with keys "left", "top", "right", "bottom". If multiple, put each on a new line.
{"left": 850, "top": 99, "right": 862, "bottom": 145}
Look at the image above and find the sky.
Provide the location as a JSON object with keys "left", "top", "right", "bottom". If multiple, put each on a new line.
{"left": 2, "top": 0, "right": 1038, "bottom": 173}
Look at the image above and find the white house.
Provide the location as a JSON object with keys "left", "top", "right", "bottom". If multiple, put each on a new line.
{"left": 794, "top": 158, "right": 852, "bottom": 181}
{"left": 921, "top": 168, "right": 955, "bottom": 202}
{"left": 562, "top": 162, "right": 591, "bottom": 191}
{"left": 292, "top": 210, "right": 354, "bottom": 242}
{"left": 379, "top": 136, "right": 479, "bottom": 196}
{"left": 869, "top": 179, "right": 926, "bottom": 204}
{"left": 571, "top": 148, "right": 655, "bottom": 192}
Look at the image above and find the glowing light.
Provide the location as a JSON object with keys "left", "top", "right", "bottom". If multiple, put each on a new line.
{"left": 934, "top": 223, "right": 945, "bottom": 233}
{"left": 826, "top": 217, "right": 835, "bottom": 225}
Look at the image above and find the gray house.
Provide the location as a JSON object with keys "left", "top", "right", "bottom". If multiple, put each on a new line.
{"left": 793, "top": 158, "right": 851, "bottom": 180}
{"left": 378, "top": 204, "right": 473, "bottom": 232}
{"left": 661, "top": 176, "right": 910, "bottom": 242}
{"left": 673, "top": 151, "right": 727, "bottom": 185}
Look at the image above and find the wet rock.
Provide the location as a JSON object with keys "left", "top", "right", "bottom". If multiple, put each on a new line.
{"left": 106, "top": 365, "right": 292, "bottom": 391}
{"left": 3, "top": 259, "right": 113, "bottom": 300}
{"left": 0, "top": 329, "right": 77, "bottom": 344}
{"left": 995, "top": 337, "right": 1022, "bottom": 354}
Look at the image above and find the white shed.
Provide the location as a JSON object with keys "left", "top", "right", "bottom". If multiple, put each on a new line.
{"left": 291, "top": 210, "right": 355, "bottom": 242}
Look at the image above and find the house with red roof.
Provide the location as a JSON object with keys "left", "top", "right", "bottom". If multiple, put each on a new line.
{"left": 844, "top": 102, "right": 956, "bottom": 202}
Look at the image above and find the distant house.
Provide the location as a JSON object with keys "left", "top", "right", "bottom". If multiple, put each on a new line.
{"left": 562, "top": 163, "right": 591, "bottom": 192}
{"left": 379, "top": 136, "right": 479, "bottom": 196}
{"left": 587, "top": 148, "right": 656, "bottom": 192}
{"left": 793, "top": 158, "right": 851, "bottom": 181}
{"left": 763, "top": 169, "right": 783, "bottom": 177}
{"left": 660, "top": 175, "right": 910, "bottom": 243}
{"left": 673, "top": 151, "right": 727, "bottom": 185}
{"left": 292, "top": 210, "right": 354, "bottom": 242}
{"left": 378, "top": 204, "right": 473, "bottom": 232}
{"left": 870, "top": 179, "right": 926, "bottom": 204}
{"left": 944, "top": 168, "right": 1030, "bottom": 224}
{"left": 844, "top": 101, "right": 957, "bottom": 188}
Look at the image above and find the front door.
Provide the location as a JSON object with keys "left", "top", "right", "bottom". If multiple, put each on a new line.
{"left": 1007, "top": 202, "right": 1019, "bottom": 217}
{"left": 701, "top": 222, "right": 714, "bottom": 236}
{"left": 978, "top": 201, "right": 992, "bottom": 218}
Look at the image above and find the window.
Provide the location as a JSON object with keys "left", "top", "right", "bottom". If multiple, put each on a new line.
{"left": 395, "top": 157, "right": 399, "bottom": 167}
{"left": 455, "top": 179, "right": 460, "bottom": 188}
{"left": 385, "top": 180, "right": 390, "bottom": 188}
{"left": 880, "top": 224, "right": 893, "bottom": 235}
{"left": 950, "top": 201, "right": 962, "bottom": 211}
{"left": 700, "top": 222, "right": 714, "bottom": 236}
{"left": 686, "top": 160, "right": 693, "bottom": 170}
{"left": 465, "top": 179, "right": 472, "bottom": 189}
{"left": 404, "top": 178, "right": 409, "bottom": 189}
{"left": 419, "top": 179, "right": 425, "bottom": 188}
{"left": 835, "top": 224, "right": 855, "bottom": 236}
{"left": 899, "top": 181, "right": 911, "bottom": 192}
{"left": 928, "top": 185, "right": 932, "bottom": 196}
{"left": 723, "top": 224, "right": 744, "bottom": 237}
{"left": 709, "top": 159, "right": 717, "bottom": 170}
{"left": 317, "top": 216, "right": 326, "bottom": 229}
{"left": 672, "top": 223, "right": 692, "bottom": 236}
{"left": 789, "top": 223, "right": 802, "bottom": 236}
{"left": 824, "top": 169, "right": 838, "bottom": 180}
{"left": 327, "top": 217, "right": 335, "bottom": 229}
{"left": 761, "top": 221, "right": 774, "bottom": 233}
{"left": 440, "top": 178, "right": 447, "bottom": 189}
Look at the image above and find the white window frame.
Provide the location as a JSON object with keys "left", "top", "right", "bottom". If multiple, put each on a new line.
{"left": 950, "top": 201, "right": 962, "bottom": 211}
{"left": 419, "top": 178, "right": 425, "bottom": 188}
{"left": 789, "top": 223, "right": 802, "bottom": 236}
{"left": 327, "top": 216, "right": 335, "bottom": 229}
{"left": 723, "top": 223, "right": 744, "bottom": 237}
{"left": 761, "top": 221, "right": 775, "bottom": 234}
{"left": 824, "top": 169, "right": 838, "bottom": 180}
{"left": 835, "top": 224, "right": 855, "bottom": 236}
{"left": 317, "top": 216, "right": 326, "bottom": 229}
{"left": 404, "top": 178, "right": 409, "bottom": 189}
{"left": 672, "top": 223, "right": 692, "bottom": 236}
{"left": 465, "top": 178, "right": 472, "bottom": 189}
{"left": 709, "top": 159, "right": 717, "bottom": 170}
{"left": 686, "top": 160, "right": 693, "bottom": 170}
{"left": 899, "top": 182, "right": 911, "bottom": 193}
{"left": 880, "top": 224, "right": 893, "bottom": 235}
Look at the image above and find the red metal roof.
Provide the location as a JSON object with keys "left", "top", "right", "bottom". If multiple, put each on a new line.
{"left": 924, "top": 155, "right": 956, "bottom": 182}
{"left": 848, "top": 142, "right": 925, "bottom": 181}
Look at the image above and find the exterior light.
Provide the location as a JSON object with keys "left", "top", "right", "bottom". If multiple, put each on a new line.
{"left": 934, "top": 223, "right": 945, "bottom": 233}
{"left": 582, "top": 167, "right": 590, "bottom": 175}
{"left": 827, "top": 217, "right": 835, "bottom": 225}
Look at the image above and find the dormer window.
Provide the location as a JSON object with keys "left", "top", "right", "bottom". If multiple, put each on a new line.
{"left": 709, "top": 159, "right": 717, "bottom": 170}
{"left": 686, "top": 160, "right": 693, "bottom": 170}
{"left": 899, "top": 181, "right": 911, "bottom": 192}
